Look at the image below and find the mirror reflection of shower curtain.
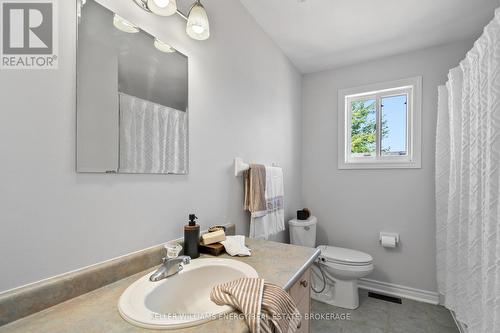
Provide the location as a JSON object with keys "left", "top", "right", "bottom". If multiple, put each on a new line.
{"left": 118, "top": 92, "right": 188, "bottom": 174}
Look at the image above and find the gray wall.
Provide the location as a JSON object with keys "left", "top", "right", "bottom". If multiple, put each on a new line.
{"left": 302, "top": 40, "right": 473, "bottom": 292}
{"left": 0, "top": 0, "right": 302, "bottom": 292}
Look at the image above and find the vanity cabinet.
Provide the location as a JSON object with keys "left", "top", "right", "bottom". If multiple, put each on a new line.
{"left": 289, "top": 268, "right": 311, "bottom": 333}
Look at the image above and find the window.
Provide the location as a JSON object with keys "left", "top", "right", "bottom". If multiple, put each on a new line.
{"left": 338, "top": 77, "right": 422, "bottom": 169}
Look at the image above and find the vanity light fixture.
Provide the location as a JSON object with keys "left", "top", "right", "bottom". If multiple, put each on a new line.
{"left": 154, "top": 38, "right": 176, "bottom": 53}
{"left": 112, "top": 13, "right": 178, "bottom": 53}
{"left": 133, "top": 0, "right": 210, "bottom": 41}
{"left": 113, "top": 14, "right": 140, "bottom": 33}
{"left": 186, "top": 0, "right": 209, "bottom": 40}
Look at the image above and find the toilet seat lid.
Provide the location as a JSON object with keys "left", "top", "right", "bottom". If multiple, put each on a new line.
{"left": 317, "top": 245, "right": 373, "bottom": 265}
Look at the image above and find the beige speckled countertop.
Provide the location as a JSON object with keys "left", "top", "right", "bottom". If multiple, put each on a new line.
{"left": 0, "top": 239, "right": 320, "bottom": 333}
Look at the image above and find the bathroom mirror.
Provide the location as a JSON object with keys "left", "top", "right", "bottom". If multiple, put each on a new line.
{"left": 76, "top": 0, "right": 188, "bottom": 174}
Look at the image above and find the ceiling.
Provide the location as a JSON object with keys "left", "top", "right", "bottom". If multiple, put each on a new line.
{"left": 239, "top": 0, "right": 500, "bottom": 73}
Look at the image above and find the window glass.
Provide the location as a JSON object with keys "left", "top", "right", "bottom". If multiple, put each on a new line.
{"left": 381, "top": 95, "right": 407, "bottom": 156}
{"left": 351, "top": 99, "right": 376, "bottom": 157}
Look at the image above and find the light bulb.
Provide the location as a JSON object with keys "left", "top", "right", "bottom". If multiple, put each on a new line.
{"left": 155, "top": 0, "right": 169, "bottom": 7}
{"left": 186, "top": 1, "right": 209, "bottom": 41}
{"left": 191, "top": 25, "right": 205, "bottom": 34}
{"left": 148, "top": 0, "right": 177, "bottom": 17}
{"left": 113, "top": 14, "right": 139, "bottom": 33}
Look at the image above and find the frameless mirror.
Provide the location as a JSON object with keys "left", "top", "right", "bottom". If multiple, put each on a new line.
{"left": 77, "top": 0, "right": 188, "bottom": 174}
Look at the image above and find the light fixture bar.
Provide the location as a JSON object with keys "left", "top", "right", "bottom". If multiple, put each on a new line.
{"left": 176, "top": 10, "right": 187, "bottom": 20}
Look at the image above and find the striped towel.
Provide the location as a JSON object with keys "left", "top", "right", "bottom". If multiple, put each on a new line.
{"left": 210, "top": 278, "right": 301, "bottom": 333}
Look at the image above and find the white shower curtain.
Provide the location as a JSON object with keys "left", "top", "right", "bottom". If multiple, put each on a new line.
{"left": 119, "top": 92, "right": 188, "bottom": 174}
{"left": 436, "top": 8, "right": 500, "bottom": 333}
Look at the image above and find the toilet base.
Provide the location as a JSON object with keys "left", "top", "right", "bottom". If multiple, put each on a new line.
{"left": 311, "top": 274, "right": 360, "bottom": 310}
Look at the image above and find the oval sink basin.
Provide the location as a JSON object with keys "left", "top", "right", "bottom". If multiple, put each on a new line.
{"left": 118, "top": 258, "right": 258, "bottom": 330}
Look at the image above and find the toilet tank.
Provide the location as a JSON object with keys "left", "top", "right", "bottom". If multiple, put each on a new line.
{"left": 289, "top": 216, "right": 317, "bottom": 248}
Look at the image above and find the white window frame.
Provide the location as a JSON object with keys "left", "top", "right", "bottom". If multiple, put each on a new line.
{"left": 338, "top": 76, "right": 422, "bottom": 169}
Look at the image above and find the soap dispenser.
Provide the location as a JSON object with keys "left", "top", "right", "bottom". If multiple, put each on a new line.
{"left": 184, "top": 214, "right": 200, "bottom": 259}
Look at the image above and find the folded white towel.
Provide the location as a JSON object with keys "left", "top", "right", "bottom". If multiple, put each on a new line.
{"left": 221, "top": 235, "right": 251, "bottom": 257}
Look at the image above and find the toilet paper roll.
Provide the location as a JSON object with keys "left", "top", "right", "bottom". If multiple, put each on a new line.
{"left": 381, "top": 235, "right": 397, "bottom": 248}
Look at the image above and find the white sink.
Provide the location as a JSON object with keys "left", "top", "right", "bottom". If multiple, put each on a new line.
{"left": 118, "top": 258, "right": 258, "bottom": 330}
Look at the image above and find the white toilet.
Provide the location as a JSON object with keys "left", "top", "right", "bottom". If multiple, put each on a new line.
{"left": 289, "top": 217, "right": 374, "bottom": 310}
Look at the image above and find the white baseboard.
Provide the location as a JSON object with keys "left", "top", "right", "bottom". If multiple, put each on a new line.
{"left": 358, "top": 278, "right": 440, "bottom": 305}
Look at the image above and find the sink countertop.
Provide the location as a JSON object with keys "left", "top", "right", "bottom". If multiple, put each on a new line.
{"left": 0, "top": 238, "right": 320, "bottom": 333}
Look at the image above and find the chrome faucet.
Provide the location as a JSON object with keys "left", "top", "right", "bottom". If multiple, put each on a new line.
{"left": 149, "top": 255, "right": 191, "bottom": 282}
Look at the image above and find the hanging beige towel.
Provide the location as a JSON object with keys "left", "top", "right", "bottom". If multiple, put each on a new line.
{"left": 244, "top": 164, "right": 267, "bottom": 217}
{"left": 210, "top": 278, "right": 301, "bottom": 333}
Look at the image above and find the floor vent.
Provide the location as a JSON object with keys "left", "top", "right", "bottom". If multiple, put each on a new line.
{"left": 368, "top": 292, "right": 402, "bottom": 304}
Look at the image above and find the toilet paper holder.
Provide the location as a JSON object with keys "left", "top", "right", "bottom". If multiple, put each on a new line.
{"left": 379, "top": 232, "right": 400, "bottom": 247}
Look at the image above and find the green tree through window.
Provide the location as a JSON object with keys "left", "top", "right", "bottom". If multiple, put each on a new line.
{"left": 350, "top": 100, "right": 389, "bottom": 154}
